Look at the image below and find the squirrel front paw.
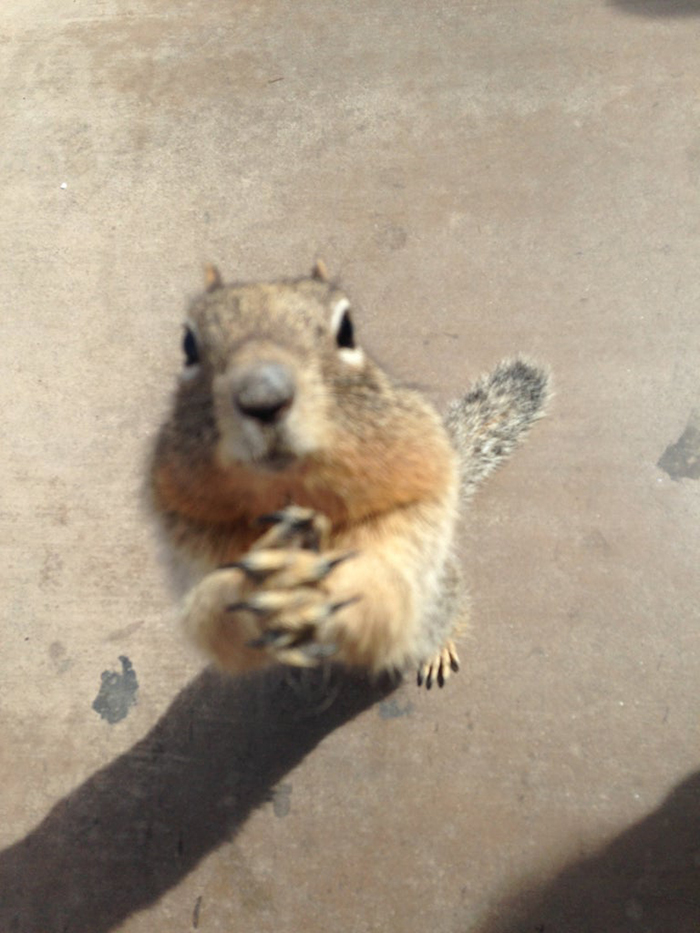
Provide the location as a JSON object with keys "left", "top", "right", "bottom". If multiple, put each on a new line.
{"left": 226, "top": 506, "right": 359, "bottom": 667}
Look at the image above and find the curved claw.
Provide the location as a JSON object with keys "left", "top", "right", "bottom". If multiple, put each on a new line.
{"left": 227, "top": 549, "right": 357, "bottom": 587}
{"left": 232, "top": 591, "right": 361, "bottom": 625}
{"left": 417, "top": 641, "right": 460, "bottom": 690}
{"left": 244, "top": 594, "right": 360, "bottom": 664}
{"left": 247, "top": 629, "right": 302, "bottom": 649}
{"left": 253, "top": 506, "right": 331, "bottom": 551}
{"left": 225, "top": 550, "right": 293, "bottom": 577}
{"left": 257, "top": 506, "right": 317, "bottom": 529}
{"left": 226, "top": 588, "right": 316, "bottom": 617}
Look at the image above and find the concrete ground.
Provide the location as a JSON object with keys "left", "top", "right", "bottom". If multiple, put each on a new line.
{"left": 1, "top": 1, "right": 699, "bottom": 930}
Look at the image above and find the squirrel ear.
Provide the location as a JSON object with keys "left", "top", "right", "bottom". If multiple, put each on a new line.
{"left": 311, "top": 258, "right": 329, "bottom": 282}
{"left": 204, "top": 264, "right": 223, "bottom": 292}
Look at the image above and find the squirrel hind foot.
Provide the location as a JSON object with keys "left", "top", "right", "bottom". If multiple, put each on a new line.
{"left": 417, "top": 641, "right": 460, "bottom": 690}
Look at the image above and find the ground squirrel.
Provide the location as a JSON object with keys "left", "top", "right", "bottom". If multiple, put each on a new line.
{"left": 149, "top": 261, "right": 550, "bottom": 688}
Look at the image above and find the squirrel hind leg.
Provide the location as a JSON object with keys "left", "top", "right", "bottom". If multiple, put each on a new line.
{"left": 445, "top": 357, "right": 551, "bottom": 501}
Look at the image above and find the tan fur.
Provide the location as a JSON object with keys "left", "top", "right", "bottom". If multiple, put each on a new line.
{"left": 148, "top": 265, "right": 550, "bottom": 686}
{"left": 203, "top": 263, "right": 223, "bottom": 293}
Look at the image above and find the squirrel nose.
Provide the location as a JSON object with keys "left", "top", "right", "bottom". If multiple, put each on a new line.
{"left": 233, "top": 362, "right": 296, "bottom": 424}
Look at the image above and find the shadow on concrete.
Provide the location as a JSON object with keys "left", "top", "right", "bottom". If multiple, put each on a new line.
{"left": 608, "top": 0, "right": 700, "bottom": 16}
{"left": 0, "top": 665, "right": 396, "bottom": 933}
{"left": 474, "top": 769, "right": 700, "bottom": 933}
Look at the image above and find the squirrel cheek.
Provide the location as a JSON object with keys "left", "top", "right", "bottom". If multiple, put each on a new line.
{"left": 280, "top": 405, "right": 324, "bottom": 459}
{"left": 281, "top": 373, "right": 335, "bottom": 457}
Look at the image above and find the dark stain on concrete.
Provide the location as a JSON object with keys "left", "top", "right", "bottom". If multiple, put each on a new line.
{"left": 373, "top": 222, "right": 407, "bottom": 251}
{"left": 106, "top": 619, "right": 145, "bottom": 643}
{"left": 92, "top": 656, "right": 139, "bottom": 724}
{"left": 377, "top": 697, "right": 414, "bottom": 719}
{"left": 192, "top": 895, "right": 203, "bottom": 929}
{"left": 610, "top": 0, "right": 700, "bottom": 18}
{"left": 49, "top": 641, "right": 73, "bottom": 675}
{"left": 40, "top": 548, "right": 64, "bottom": 588}
{"left": 658, "top": 411, "right": 700, "bottom": 480}
{"left": 271, "top": 782, "right": 292, "bottom": 817}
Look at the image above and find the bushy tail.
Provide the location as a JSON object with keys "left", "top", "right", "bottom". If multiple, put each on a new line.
{"left": 444, "top": 358, "right": 551, "bottom": 501}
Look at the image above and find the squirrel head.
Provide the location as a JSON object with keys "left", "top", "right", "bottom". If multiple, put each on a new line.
{"left": 169, "top": 263, "right": 378, "bottom": 474}
{"left": 152, "top": 263, "right": 456, "bottom": 530}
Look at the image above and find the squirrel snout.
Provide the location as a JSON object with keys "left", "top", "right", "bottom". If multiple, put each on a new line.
{"left": 232, "top": 362, "right": 296, "bottom": 424}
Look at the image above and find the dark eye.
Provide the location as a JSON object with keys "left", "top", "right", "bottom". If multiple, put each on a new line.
{"left": 335, "top": 309, "right": 355, "bottom": 349}
{"left": 182, "top": 326, "right": 200, "bottom": 366}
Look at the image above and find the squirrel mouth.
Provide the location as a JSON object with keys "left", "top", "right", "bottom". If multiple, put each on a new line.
{"left": 216, "top": 426, "right": 301, "bottom": 472}
{"left": 254, "top": 450, "right": 297, "bottom": 472}
{"left": 249, "top": 434, "right": 302, "bottom": 471}
{"left": 216, "top": 403, "right": 315, "bottom": 472}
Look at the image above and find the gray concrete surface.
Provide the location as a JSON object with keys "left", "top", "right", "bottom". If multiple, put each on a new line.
{"left": 2, "top": 1, "right": 700, "bottom": 931}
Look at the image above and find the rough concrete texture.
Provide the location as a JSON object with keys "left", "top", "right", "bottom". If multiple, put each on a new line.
{"left": 1, "top": 1, "right": 700, "bottom": 931}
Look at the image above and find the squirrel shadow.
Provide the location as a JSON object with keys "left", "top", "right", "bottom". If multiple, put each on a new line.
{"left": 0, "top": 665, "right": 396, "bottom": 933}
{"left": 474, "top": 769, "right": 700, "bottom": 933}
{"left": 608, "top": 0, "right": 700, "bottom": 16}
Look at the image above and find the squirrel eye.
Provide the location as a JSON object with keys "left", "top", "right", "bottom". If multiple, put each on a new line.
{"left": 182, "top": 326, "right": 200, "bottom": 367}
{"left": 335, "top": 309, "right": 355, "bottom": 350}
